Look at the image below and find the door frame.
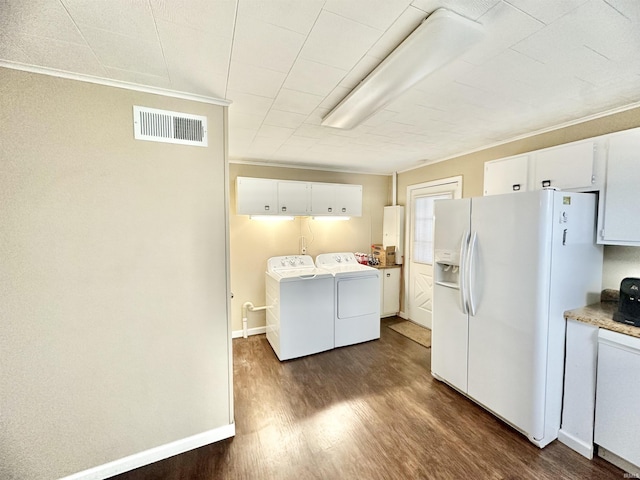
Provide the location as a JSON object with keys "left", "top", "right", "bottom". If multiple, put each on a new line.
{"left": 402, "top": 176, "right": 463, "bottom": 326}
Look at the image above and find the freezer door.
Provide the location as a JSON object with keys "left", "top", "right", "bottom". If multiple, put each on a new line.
{"left": 432, "top": 198, "right": 471, "bottom": 392}
{"left": 466, "top": 191, "right": 553, "bottom": 441}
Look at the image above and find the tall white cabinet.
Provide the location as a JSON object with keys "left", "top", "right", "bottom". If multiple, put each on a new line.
{"left": 383, "top": 205, "right": 404, "bottom": 264}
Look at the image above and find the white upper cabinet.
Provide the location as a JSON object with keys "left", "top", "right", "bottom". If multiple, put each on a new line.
{"left": 236, "top": 177, "right": 362, "bottom": 217}
{"left": 310, "top": 183, "right": 363, "bottom": 216}
{"left": 598, "top": 128, "right": 640, "bottom": 246}
{"left": 278, "top": 181, "right": 309, "bottom": 216}
{"left": 310, "top": 183, "right": 335, "bottom": 214}
{"left": 532, "top": 140, "right": 596, "bottom": 191}
{"left": 236, "top": 177, "right": 277, "bottom": 215}
{"left": 336, "top": 184, "right": 363, "bottom": 216}
{"left": 484, "top": 155, "right": 529, "bottom": 196}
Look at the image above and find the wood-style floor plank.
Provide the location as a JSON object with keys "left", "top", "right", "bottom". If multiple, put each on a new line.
{"left": 111, "top": 317, "right": 623, "bottom": 479}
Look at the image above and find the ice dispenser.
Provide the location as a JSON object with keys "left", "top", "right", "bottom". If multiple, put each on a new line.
{"left": 434, "top": 249, "right": 461, "bottom": 288}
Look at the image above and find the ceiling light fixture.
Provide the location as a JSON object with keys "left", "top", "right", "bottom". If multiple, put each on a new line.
{"left": 321, "top": 8, "right": 484, "bottom": 130}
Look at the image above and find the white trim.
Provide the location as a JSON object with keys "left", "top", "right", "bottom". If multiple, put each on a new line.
{"left": 557, "top": 429, "right": 594, "bottom": 459}
{"left": 229, "top": 158, "right": 391, "bottom": 177}
{"left": 60, "top": 423, "right": 235, "bottom": 480}
{"left": 0, "top": 61, "right": 231, "bottom": 106}
{"left": 232, "top": 326, "right": 266, "bottom": 338}
{"left": 397, "top": 100, "right": 640, "bottom": 174}
{"left": 404, "top": 177, "right": 463, "bottom": 327}
{"left": 398, "top": 311, "right": 409, "bottom": 320}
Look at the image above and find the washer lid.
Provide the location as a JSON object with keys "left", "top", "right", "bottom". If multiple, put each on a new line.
{"left": 316, "top": 252, "right": 360, "bottom": 266}
{"left": 267, "top": 266, "right": 333, "bottom": 282}
{"left": 315, "top": 252, "right": 377, "bottom": 276}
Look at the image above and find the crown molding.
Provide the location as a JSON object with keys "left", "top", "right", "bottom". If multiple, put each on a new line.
{"left": 0, "top": 61, "right": 231, "bottom": 107}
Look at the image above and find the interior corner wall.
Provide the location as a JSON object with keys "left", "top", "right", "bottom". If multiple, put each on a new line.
{"left": 0, "top": 68, "right": 232, "bottom": 479}
{"left": 397, "top": 106, "right": 640, "bottom": 292}
{"left": 229, "top": 163, "right": 390, "bottom": 333}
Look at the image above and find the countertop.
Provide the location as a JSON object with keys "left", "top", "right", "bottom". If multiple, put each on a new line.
{"left": 564, "top": 290, "right": 640, "bottom": 339}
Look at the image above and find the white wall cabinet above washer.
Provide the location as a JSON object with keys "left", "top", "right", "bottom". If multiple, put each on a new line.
{"left": 598, "top": 128, "right": 640, "bottom": 246}
{"left": 236, "top": 177, "right": 363, "bottom": 217}
{"left": 484, "top": 154, "right": 530, "bottom": 196}
{"left": 532, "top": 140, "right": 596, "bottom": 191}
{"left": 236, "top": 177, "right": 277, "bottom": 215}
{"left": 278, "top": 181, "right": 309, "bottom": 216}
{"left": 310, "top": 183, "right": 362, "bottom": 216}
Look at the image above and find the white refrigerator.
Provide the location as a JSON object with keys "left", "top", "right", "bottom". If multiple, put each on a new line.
{"left": 431, "top": 190, "right": 602, "bottom": 448}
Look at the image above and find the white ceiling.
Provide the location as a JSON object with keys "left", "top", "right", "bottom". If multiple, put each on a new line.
{"left": 2, "top": 0, "right": 640, "bottom": 174}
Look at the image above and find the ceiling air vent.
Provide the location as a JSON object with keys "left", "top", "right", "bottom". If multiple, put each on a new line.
{"left": 133, "top": 106, "right": 208, "bottom": 147}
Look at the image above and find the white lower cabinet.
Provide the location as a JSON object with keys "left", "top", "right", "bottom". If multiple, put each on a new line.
{"left": 594, "top": 329, "right": 640, "bottom": 475}
{"left": 379, "top": 267, "right": 400, "bottom": 317}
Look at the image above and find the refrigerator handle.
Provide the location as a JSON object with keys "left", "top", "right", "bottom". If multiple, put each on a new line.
{"left": 467, "top": 231, "right": 478, "bottom": 316}
{"left": 459, "top": 230, "right": 470, "bottom": 314}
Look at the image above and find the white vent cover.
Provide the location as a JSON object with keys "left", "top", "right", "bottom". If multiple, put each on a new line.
{"left": 133, "top": 106, "right": 208, "bottom": 147}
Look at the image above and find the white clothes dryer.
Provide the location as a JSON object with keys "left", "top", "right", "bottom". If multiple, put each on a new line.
{"left": 315, "top": 252, "right": 381, "bottom": 348}
{"left": 265, "top": 255, "right": 334, "bottom": 361}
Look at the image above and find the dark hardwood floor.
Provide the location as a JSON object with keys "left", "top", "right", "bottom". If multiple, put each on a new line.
{"left": 112, "top": 317, "right": 623, "bottom": 479}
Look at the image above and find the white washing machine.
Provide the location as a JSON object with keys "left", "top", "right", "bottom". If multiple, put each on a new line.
{"left": 315, "top": 252, "right": 381, "bottom": 348}
{"left": 265, "top": 255, "right": 334, "bottom": 361}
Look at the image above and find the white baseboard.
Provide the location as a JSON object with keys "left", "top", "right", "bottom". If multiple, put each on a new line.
{"left": 398, "top": 311, "right": 409, "bottom": 320}
{"left": 60, "top": 423, "right": 235, "bottom": 480}
{"left": 557, "top": 429, "right": 593, "bottom": 459}
{"left": 232, "top": 326, "right": 266, "bottom": 338}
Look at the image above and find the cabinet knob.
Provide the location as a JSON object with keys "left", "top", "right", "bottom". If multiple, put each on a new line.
{"left": 386, "top": 273, "right": 390, "bottom": 277}
{"left": 282, "top": 206, "right": 287, "bottom": 212}
{"left": 342, "top": 207, "right": 346, "bottom": 213}
{"left": 542, "top": 180, "right": 551, "bottom": 188}
{"left": 265, "top": 205, "right": 270, "bottom": 211}
{"left": 328, "top": 207, "right": 332, "bottom": 213}
{"left": 512, "top": 184, "right": 520, "bottom": 191}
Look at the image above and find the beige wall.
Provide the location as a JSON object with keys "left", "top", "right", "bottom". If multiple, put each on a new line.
{"left": 229, "top": 164, "right": 390, "bottom": 332}
{"left": 0, "top": 68, "right": 232, "bottom": 479}
{"left": 397, "top": 107, "right": 640, "bottom": 291}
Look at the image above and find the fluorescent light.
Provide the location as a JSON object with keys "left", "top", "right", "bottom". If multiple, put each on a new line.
{"left": 249, "top": 215, "right": 294, "bottom": 221}
{"left": 311, "top": 216, "right": 351, "bottom": 221}
{"left": 321, "top": 9, "right": 483, "bottom": 130}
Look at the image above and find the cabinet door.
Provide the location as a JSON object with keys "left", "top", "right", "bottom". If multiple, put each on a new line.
{"left": 310, "top": 183, "right": 335, "bottom": 215}
{"left": 381, "top": 268, "right": 400, "bottom": 316}
{"left": 336, "top": 184, "right": 362, "bottom": 216}
{"left": 484, "top": 155, "right": 529, "bottom": 196}
{"left": 236, "top": 177, "right": 277, "bottom": 215}
{"left": 533, "top": 141, "right": 595, "bottom": 190}
{"left": 278, "top": 181, "right": 309, "bottom": 216}
{"left": 600, "top": 129, "right": 640, "bottom": 245}
{"left": 594, "top": 330, "right": 640, "bottom": 468}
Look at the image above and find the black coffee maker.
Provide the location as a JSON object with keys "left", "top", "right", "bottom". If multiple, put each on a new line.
{"left": 613, "top": 278, "right": 640, "bottom": 327}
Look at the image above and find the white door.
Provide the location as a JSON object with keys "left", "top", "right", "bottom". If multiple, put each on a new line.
{"left": 405, "top": 177, "right": 462, "bottom": 328}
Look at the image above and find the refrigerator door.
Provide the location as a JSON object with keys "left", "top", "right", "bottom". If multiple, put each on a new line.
{"left": 466, "top": 190, "right": 553, "bottom": 441}
{"left": 432, "top": 198, "right": 471, "bottom": 393}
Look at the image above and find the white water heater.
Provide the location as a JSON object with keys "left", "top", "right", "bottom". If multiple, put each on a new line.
{"left": 383, "top": 206, "right": 404, "bottom": 264}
